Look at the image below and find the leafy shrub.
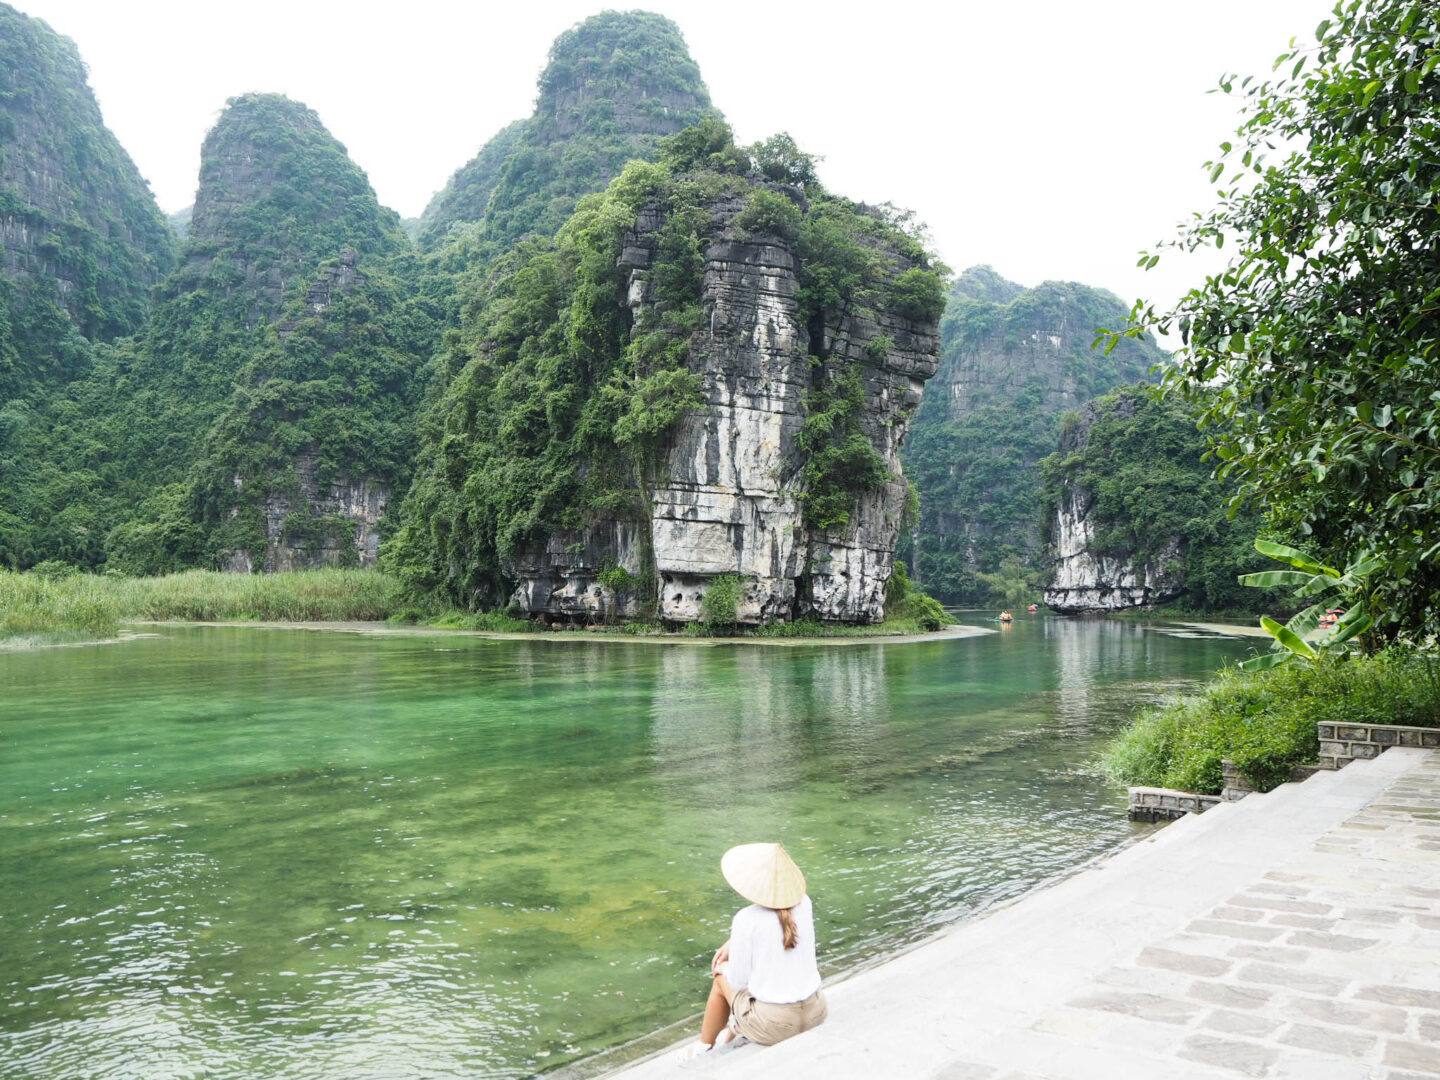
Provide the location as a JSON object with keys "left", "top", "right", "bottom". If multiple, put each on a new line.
{"left": 1102, "top": 651, "right": 1440, "bottom": 793}
{"left": 747, "top": 133, "right": 820, "bottom": 186}
{"left": 889, "top": 268, "right": 946, "bottom": 323}
{"left": 700, "top": 572, "right": 744, "bottom": 631}
{"left": 734, "top": 189, "right": 802, "bottom": 239}
{"left": 884, "top": 560, "right": 950, "bottom": 631}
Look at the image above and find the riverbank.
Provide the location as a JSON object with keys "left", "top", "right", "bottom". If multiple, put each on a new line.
{"left": 127, "top": 619, "right": 994, "bottom": 648}
{"left": 0, "top": 569, "right": 960, "bottom": 647}
{"left": 606, "top": 748, "right": 1440, "bottom": 1079}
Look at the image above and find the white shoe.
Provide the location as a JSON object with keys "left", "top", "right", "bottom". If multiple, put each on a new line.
{"left": 714, "top": 1029, "right": 748, "bottom": 1053}
{"left": 670, "top": 1041, "right": 712, "bottom": 1068}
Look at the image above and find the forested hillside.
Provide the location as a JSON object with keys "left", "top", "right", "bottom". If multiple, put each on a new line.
{"left": 0, "top": 4, "right": 178, "bottom": 565}
{"left": 0, "top": 2, "right": 174, "bottom": 400}
{"left": 900, "top": 268, "right": 1166, "bottom": 604}
{"left": 1, "top": 89, "right": 438, "bottom": 571}
{"left": 416, "top": 11, "right": 712, "bottom": 257}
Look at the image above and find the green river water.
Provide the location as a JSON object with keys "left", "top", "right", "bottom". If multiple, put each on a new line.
{"left": 0, "top": 616, "right": 1250, "bottom": 1079}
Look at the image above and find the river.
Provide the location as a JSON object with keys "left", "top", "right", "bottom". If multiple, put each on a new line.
{"left": 0, "top": 616, "right": 1250, "bottom": 1079}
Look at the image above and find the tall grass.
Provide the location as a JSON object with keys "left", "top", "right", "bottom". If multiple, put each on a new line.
{"left": 0, "top": 570, "right": 121, "bottom": 643}
{"left": 1102, "top": 650, "right": 1440, "bottom": 794}
{"left": 0, "top": 570, "right": 407, "bottom": 641}
{"left": 109, "top": 569, "right": 408, "bottom": 622}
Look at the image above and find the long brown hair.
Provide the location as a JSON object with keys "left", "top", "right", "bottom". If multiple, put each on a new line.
{"left": 776, "top": 906, "right": 798, "bottom": 950}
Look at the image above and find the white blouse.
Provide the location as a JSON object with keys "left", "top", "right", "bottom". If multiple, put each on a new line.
{"left": 723, "top": 895, "right": 822, "bottom": 1004}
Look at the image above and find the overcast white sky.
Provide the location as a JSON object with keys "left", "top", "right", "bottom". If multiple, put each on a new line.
{"left": 22, "top": 0, "right": 1333, "bottom": 318}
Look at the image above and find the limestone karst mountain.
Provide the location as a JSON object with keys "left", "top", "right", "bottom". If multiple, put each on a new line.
{"left": 391, "top": 122, "right": 945, "bottom": 624}
{"left": 416, "top": 10, "right": 712, "bottom": 253}
{"left": 900, "top": 267, "right": 1166, "bottom": 604}
{"left": 2, "top": 7, "right": 947, "bottom": 626}
{"left": 0, "top": 2, "right": 174, "bottom": 400}
{"left": 17, "top": 93, "right": 432, "bottom": 573}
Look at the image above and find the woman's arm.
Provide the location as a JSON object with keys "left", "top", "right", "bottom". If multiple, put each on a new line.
{"left": 724, "top": 912, "right": 752, "bottom": 990}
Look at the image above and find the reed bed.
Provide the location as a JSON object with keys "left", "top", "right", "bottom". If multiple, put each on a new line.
{"left": 109, "top": 569, "right": 408, "bottom": 622}
{"left": 0, "top": 570, "right": 121, "bottom": 642}
{"left": 0, "top": 569, "right": 407, "bottom": 641}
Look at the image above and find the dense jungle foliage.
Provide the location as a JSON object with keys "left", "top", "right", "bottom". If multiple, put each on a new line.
{"left": 387, "top": 118, "right": 942, "bottom": 609}
{"left": 900, "top": 269, "right": 1163, "bottom": 605}
{"left": 1113, "top": 0, "right": 1440, "bottom": 638}
{"left": 0, "top": 90, "right": 438, "bottom": 572}
{"left": 416, "top": 10, "right": 711, "bottom": 257}
{"left": 0, "top": 2, "right": 174, "bottom": 401}
{"left": 1037, "top": 386, "right": 1280, "bottom": 612}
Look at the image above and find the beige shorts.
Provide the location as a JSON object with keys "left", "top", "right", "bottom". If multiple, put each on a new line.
{"left": 730, "top": 988, "right": 827, "bottom": 1046}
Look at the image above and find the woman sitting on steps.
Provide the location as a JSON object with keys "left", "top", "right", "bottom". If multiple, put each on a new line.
{"left": 674, "top": 843, "right": 828, "bottom": 1064}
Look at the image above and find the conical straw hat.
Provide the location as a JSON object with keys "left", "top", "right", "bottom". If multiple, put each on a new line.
{"left": 720, "top": 843, "right": 806, "bottom": 909}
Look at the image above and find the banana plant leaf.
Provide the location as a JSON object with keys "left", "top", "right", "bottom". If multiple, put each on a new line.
{"left": 1261, "top": 614, "right": 1318, "bottom": 659}
{"left": 1237, "top": 569, "right": 1318, "bottom": 588}
{"left": 1254, "top": 539, "right": 1341, "bottom": 578}
{"left": 1238, "top": 648, "right": 1288, "bottom": 672}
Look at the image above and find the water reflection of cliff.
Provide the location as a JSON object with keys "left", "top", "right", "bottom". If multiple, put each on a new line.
{"left": 646, "top": 646, "right": 891, "bottom": 813}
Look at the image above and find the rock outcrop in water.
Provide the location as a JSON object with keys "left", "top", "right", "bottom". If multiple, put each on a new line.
{"left": 509, "top": 193, "right": 939, "bottom": 624}
{"left": 393, "top": 122, "right": 944, "bottom": 624}
{"left": 1039, "top": 387, "right": 1275, "bottom": 614}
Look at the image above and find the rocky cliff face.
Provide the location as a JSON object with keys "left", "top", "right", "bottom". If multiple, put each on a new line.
{"left": 901, "top": 267, "right": 1166, "bottom": 604}
{"left": 0, "top": 4, "right": 174, "bottom": 356}
{"left": 417, "top": 11, "right": 711, "bottom": 252}
{"left": 224, "top": 447, "right": 387, "bottom": 573}
{"left": 1041, "top": 394, "right": 1185, "bottom": 613}
{"left": 507, "top": 190, "right": 939, "bottom": 624}
{"left": 1044, "top": 485, "right": 1185, "bottom": 613}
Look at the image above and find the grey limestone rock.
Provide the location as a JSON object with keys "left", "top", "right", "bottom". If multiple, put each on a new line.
{"left": 508, "top": 187, "right": 939, "bottom": 624}
{"left": 1041, "top": 396, "right": 1186, "bottom": 613}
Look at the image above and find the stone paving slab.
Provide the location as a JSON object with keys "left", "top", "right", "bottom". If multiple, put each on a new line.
{"left": 609, "top": 748, "right": 1439, "bottom": 1080}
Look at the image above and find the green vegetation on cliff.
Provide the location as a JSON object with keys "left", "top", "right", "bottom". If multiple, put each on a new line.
{"left": 388, "top": 119, "right": 941, "bottom": 611}
{"left": 1, "top": 93, "right": 438, "bottom": 573}
{"left": 1038, "top": 386, "right": 1278, "bottom": 613}
{"left": 417, "top": 11, "right": 711, "bottom": 255}
{"left": 0, "top": 3, "right": 175, "bottom": 398}
{"left": 901, "top": 269, "right": 1164, "bottom": 604}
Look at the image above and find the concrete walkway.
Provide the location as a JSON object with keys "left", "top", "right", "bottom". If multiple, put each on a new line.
{"left": 612, "top": 748, "right": 1440, "bottom": 1080}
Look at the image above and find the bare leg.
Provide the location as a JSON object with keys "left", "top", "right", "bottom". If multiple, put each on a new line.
{"left": 700, "top": 973, "right": 736, "bottom": 1045}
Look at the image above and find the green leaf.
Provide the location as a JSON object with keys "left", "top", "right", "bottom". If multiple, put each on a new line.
{"left": 1262, "top": 615, "right": 1318, "bottom": 659}
{"left": 1239, "top": 650, "right": 1288, "bottom": 672}
{"left": 1254, "top": 538, "right": 1334, "bottom": 576}
{"left": 1324, "top": 613, "right": 1372, "bottom": 647}
{"left": 1405, "top": 70, "right": 1420, "bottom": 95}
{"left": 1238, "top": 569, "right": 1316, "bottom": 588}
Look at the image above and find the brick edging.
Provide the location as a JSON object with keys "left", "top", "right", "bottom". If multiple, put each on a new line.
{"left": 1318, "top": 721, "right": 1440, "bottom": 769}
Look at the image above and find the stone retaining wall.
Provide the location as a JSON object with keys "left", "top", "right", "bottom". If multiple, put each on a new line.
{"left": 1318, "top": 721, "right": 1440, "bottom": 769}
{"left": 1127, "top": 723, "right": 1440, "bottom": 821}
{"left": 1127, "top": 787, "right": 1222, "bottom": 822}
